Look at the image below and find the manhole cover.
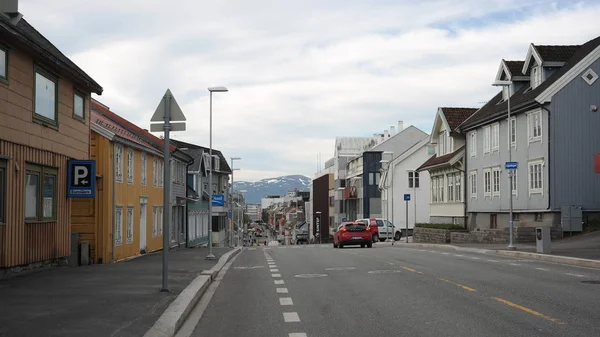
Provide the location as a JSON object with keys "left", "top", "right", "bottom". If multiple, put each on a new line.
{"left": 325, "top": 267, "right": 356, "bottom": 271}
{"left": 581, "top": 280, "right": 600, "bottom": 284}
{"left": 368, "top": 270, "right": 402, "bottom": 274}
{"left": 294, "top": 274, "right": 328, "bottom": 278}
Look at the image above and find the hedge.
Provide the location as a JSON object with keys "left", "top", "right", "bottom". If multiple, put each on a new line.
{"left": 415, "top": 223, "right": 466, "bottom": 230}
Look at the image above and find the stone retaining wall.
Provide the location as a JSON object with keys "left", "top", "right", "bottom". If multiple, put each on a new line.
{"left": 414, "top": 227, "right": 467, "bottom": 244}
{"left": 450, "top": 226, "right": 563, "bottom": 244}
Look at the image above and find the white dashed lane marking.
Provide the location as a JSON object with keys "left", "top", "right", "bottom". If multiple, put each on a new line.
{"left": 536, "top": 267, "right": 550, "bottom": 271}
{"left": 283, "top": 312, "right": 301, "bottom": 322}
{"left": 289, "top": 333, "right": 307, "bottom": 337}
{"left": 487, "top": 260, "right": 500, "bottom": 263}
{"left": 441, "top": 252, "right": 450, "bottom": 255}
{"left": 566, "top": 273, "right": 585, "bottom": 278}
{"left": 279, "top": 297, "right": 294, "bottom": 305}
{"left": 274, "top": 280, "right": 285, "bottom": 285}
{"left": 270, "top": 269, "right": 280, "bottom": 272}
{"left": 272, "top": 273, "right": 282, "bottom": 278}
{"left": 509, "top": 263, "right": 521, "bottom": 266}
{"left": 454, "top": 254, "right": 464, "bottom": 257}
{"left": 277, "top": 288, "right": 289, "bottom": 293}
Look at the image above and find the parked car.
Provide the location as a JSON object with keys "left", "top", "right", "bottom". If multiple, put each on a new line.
{"left": 355, "top": 218, "right": 380, "bottom": 242}
{"left": 333, "top": 221, "right": 373, "bottom": 248}
{"left": 355, "top": 218, "right": 402, "bottom": 242}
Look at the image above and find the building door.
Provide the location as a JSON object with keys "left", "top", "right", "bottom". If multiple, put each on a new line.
{"left": 139, "top": 199, "right": 147, "bottom": 253}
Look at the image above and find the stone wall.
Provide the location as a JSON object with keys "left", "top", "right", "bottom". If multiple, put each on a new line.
{"left": 414, "top": 227, "right": 467, "bottom": 244}
{"left": 450, "top": 226, "right": 563, "bottom": 244}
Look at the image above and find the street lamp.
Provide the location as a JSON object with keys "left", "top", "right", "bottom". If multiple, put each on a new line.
{"left": 206, "top": 86, "right": 229, "bottom": 260}
{"left": 492, "top": 80, "right": 516, "bottom": 251}
{"left": 230, "top": 157, "right": 241, "bottom": 247}
{"left": 239, "top": 189, "right": 247, "bottom": 245}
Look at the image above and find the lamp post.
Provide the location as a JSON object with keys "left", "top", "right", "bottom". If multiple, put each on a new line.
{"left": 206, "top": 86, "right": 228, "bottom": 260}
{"left": 239, "top": 189, "right": 247, "bottom": 245}
{"left": 492, "top": 80, "right": 516, "bottom": 251}
{"left": 230, "top": 157, "right": 241, "bottom": 247}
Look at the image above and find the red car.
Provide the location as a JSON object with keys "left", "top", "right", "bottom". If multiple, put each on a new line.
{"left": 333, "top": 221, "right": 373, "bottom": 248}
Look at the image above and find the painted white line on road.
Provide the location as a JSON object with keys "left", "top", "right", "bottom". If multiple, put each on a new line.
{"left": 509, "top": 263, "right": 521, "bottom": 266}
{"left": 469, "top": 257, "right": 481, "bottom": 260}
{"left": 272, "top": 273, "right": 282, "bottom": 278}
{"left": 270, "top": 269, "right": 279, "bottom": 272}
{"left": 268, "top": 261, "right": 275, "bottom": 264}
{"left": 277, "top": 288, "right": 289, "bottom": 293}
{"left": 487, "top": 260, "right": 499, "bottom": 262}
{"left": 418, "top": 249, "right": 428, "bottom": 252}
{"left": 279, "top": 297, "right": 294, "bottom": 305}
{"left": 274, "top": 280, "right": 285, "bottom": 285}
{"left": 427, "top": 250, "right": 438, "bottom": 253}
{"left": 535, "top": 267, "right": 550, "bottom": 271}
{"left": 283, "top": 312, "right": 301, "bottom": 322}
{"left": 566, "top": 273, "right": 585, "bottom": 278}
{"left": 248, "top": 248, "right": 256, "bottom": 250}
{"left": 289, "top": 333, "right": 307, "bottom": 337}
{"left": 325, "top": 267, "right": 356, "bottom": 271}
{"left": 441, "top": 252, "right": 450, "bottom": 255}
{"left": 454, "top": 254, "right": 464, "bottom": 257}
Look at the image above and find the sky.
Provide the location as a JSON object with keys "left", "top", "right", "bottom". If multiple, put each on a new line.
{"left": 19, "top": 0, "right": 600, "bottom": 181}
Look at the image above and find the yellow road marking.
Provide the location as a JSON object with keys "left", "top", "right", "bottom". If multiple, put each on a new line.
{"left": 439, "top": 278, "right": 477, "bottom": 292}
{"left": 491, "top": 297, "right": 566, "bottom": 325}
{"left": 401, "top": 266, "right": 423, "bottom": 274}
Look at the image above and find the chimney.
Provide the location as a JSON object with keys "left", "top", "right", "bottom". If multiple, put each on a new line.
{"left": 398, "top": 121, "right": 404, "bottom": 132}
{"left": 1, "top": 0, "right": 18, "bottom": 14}
{"left": 390, "top": 126, "right": 395, "bottom": 136}
{"left": 384, "top": 130, "right": 389, "bottom": 138}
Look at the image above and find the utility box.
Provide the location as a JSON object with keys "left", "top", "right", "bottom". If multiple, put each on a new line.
{"left": 536, "top": 227, "right": 551, "bottom": 254}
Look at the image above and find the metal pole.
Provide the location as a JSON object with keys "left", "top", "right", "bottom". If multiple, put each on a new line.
{"left": 230, "top": 160, "right": 234, "bottom": 247}
{"left": 405, "top": 199, "right": 409, "bottom": 243}
{"left": 206, "top": 92, "right": 216, "bottom": 259}
{"left": 507, "top": 87, "right": 516, "bottom": 250}
{"left": 161, "top": 93, "right": 172, "bottom": 292}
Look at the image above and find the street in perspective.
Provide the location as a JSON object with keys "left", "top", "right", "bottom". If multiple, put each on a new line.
{"left": 1, "top": 0, "right": 600, "bottom": 336}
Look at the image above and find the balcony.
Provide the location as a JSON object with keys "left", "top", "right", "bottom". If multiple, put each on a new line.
{"left": 342, "top": 186, "right": 358, "bottom": 199}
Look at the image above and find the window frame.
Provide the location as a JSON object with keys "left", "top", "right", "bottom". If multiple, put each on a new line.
{"left": 492, "top": 167, "right": 501, "bottom": 197}
{"left": 469, "top": 170, "right": 477, "bottom": 198}
{"left": 528, "top": 110, "right": 542, "bottom": 143}
{"left": 115, "top": 143, "right": 124, "bottom": 183}
{"left": 408, "top": 171, "right": 420, "bottom": 189}
{"left": 126, "top": 206, "right": 134, "bottom": 244}
{"left": 447, "top": 173, "right": 454, "bottom": 202}
{"left": 153, "top": 156, "right": 158, "bottom": 187}
{"left": 115, "top": 206, "right": 123, "bottom": 246}
{"left": 483, "top": 168, "right": 492, "bottom": 198}
{"left": 470, "top": 131, "right": 477, "bottom": 157}
{"left": 127, "top": 148, "right": 134, "bottom": 184}
{"left": 511, "top": 169, "right": 518, "bottom": 196}
{"left": 25, "top": 163, "right": 58, "bottom": 222}
{"left": 0, "top": 159, "right": 6, "bottom": 224}
{"left": 454, "top": 172, "right": 461, "bottom": 202}
{"left": 141, "top": 152, "right": 147, "bottom": 186}
{"left": 0, "top": 45, "right": 8, "bottom": 85}
{"left": 483, "top": 126, "right": 491, "bottom": 154}
{"left": 73, "top": 89, "right": 86, "bottom": 122}
{"left": 509, "top": 117, "right": 517, "bottom": 148}
{"left": 491, "top": 123, "right": 500, "bottom": 152}
{"left": 528, "top": 160, "right": 544, "bottom": 195}
{"left": 33, "top": 66, "right": 59, "bottom": 127}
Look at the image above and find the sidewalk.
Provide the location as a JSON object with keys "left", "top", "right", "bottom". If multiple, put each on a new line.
{"left": 0, "top": 247, "right": 232, "bottom": 337}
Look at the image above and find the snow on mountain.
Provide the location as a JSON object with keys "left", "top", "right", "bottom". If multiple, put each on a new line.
{"left": 233, "top": 175, "right": 311, "bottom": 204}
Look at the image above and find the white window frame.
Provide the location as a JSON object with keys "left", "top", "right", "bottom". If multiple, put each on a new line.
{"left": 470, "top": 131, "right": 477, "bottom": 157}
{"left": 438, "top": 131, "right": 446, "bottom": 156}
{"left": 454, "top": 172, "right": 461, "bottom": 202}
{"left": 509, "top": 117, "right": 516, "bottom": 148}
{"left": 483, "top": 126, "right": 491, "bottom": 154}
{"left": 511, "top": 169, "right": 518, "bottom": 196}
{"left": 115, "top": 206, "right": 123, "bottom": 246}
{"left": 408, "top": 171, "right": 419, "bottom": 189}
{"left": 531, "top": 65, "right": 542, "bottom": 89}
{"left": 492, "top": 167, "right": 501, "bottom": 197}
{"left": 447, "top": 173, "right": 454, "bottom": 202}
{"left": 483, "top": 168, "right": 492, "bottom": 198}
{"left": 153, "top": 157, "right": 158, "bottom": 187}
{"left": 171, "top": 161, "right": 176, "bottom": 183}
{"left": 528, "top": 160, "right": 544, "bottom": 195}
{"left": 213, "top": 155, "right": 220, "bottom": 171}
{"left": 127, "top": 148, "right": 134, "bottom": 184}
{"left": 527, "top": 110, "right": 542, "bottom": 143}
{"left": 159, "top": 160, "right": 164, "bottom": 187}
{"left": 470, "top": 170, "right": 477, "bottom": 198}
{"left": 115, "top": 144, "right": 124, "bottom": 183}
{"left": 141, "top": 153, "right": 147, "bottom": 186}
{"left": 152, "top": 206, "right": 158, "bottom": 238}
{"left": 126, "top": 206, "right": 134, "bottom": 244}
{"left": 491, "top": 123, "right": 499, "bottom": 152}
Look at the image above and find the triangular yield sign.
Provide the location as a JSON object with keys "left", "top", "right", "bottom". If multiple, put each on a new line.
{"left": 150, "top": 89, "right": 187, "bottom": 122}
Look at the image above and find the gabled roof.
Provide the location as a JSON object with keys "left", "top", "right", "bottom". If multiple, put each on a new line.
{"left": 460, "top": 35, "right": 600, "bottom": 131}
{"left": 416, "top": 146, "right": 465, "bottom": 172}
{"left": 441, "top": 107, "right": 478, "bottom": 131}
{"left": 522, "top": 44, "right": 581, "bottom": 74}
{"left": 0, "top": 13, "right": 102, "bottom": 94}
{"left": 496, "top": 60, "right": 527, "bottom": 80}
{"left": 90, "top": 110, "right": 158, "bottom": 153}
{"left": 170, "top": 138, "right": 231, "bottom": 174}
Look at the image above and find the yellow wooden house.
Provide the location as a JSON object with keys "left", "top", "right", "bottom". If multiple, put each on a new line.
{"left": 71, "top": 100, "right": 166, "bottom": 263}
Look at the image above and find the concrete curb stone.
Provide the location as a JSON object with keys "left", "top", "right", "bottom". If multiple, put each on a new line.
{"left": 143, "top": 247, "right": 242, "bottom": 337}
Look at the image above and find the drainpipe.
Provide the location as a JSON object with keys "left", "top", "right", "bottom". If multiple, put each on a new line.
{"left": 539, "top": 104, "right": 552, "bottom": 211}
{"left": 111, "top": 144, "right": 116, "bottom": 262}
{"left": 463, "top": 146, "right": 468, "bottom": 229}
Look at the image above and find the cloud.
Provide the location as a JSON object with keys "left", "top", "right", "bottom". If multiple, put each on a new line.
{"left": 19, "top": 0, "right": 600, "bottom": 181}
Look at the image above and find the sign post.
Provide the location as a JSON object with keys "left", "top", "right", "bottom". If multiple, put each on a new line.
{"left": 315, "top": 212, "right": 322, "bottom": 244}
{"left": 505, "top": 161, "right": 518, "bottom": 250}
{"left": 404, "top": 194, "right": 410, "bottom": 243}
{"left": 67, "top": 160, "right": 96, "bottom": 198}
{"left": 150, "top": 89, "right": 186, "bottom": 292}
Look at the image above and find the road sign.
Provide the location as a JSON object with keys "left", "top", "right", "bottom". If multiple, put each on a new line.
{"left": 341, "top": 217, "right": 347, "bottom": 222}
{"left": 150, "top": 122, "right": 186, "bottom": 132}
{"left": 404, "top": 194, "right": 410, "bottom": 201}
{"left": 228, "top": 210, "right": 232, "bottom": 218}
{"left": 150, "top": 89, "right": 186, "bottom": 122}
{"left": 67, "top": 160, "right": 96, "bottom": 198}
{"left": 212, "top": 194, "right": 225, "bottom": 206}
{"left": 505, "top": 161, "right": 518, "bottom": 170}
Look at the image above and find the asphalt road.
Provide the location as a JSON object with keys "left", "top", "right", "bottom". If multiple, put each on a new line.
{"left": 185, "top": 244, "right": 600, "bottom": 337}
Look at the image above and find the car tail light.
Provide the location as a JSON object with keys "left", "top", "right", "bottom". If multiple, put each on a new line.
{"left": 342, "top": 227, "right": 347, "bottom": 232}
{"left": 366, "top": 226, "right": 371, "bottom": 231}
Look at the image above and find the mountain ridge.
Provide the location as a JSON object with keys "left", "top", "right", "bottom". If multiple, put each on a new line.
{"left": 233, "top": 174, "right": 311, "bottom": 204}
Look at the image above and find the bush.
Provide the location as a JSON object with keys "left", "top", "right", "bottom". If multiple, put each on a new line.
{"left": 415, "top": 223, "right": 466, "bottom": 230}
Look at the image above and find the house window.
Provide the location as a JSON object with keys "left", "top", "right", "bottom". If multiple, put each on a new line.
{"left": 0, "top": 47, "right": 6, "bottom": 80}
{"left": 509, "top": 117, "right": 516, "bottom": 147}
{"left": 127, "top": 148, "right": 134, "bottom": 184}
{"left": 25, "top": 164, "right": 57, "bottom": 221}
{"left": 369, "top": 173, "right": 374, "bottom": 185}
{"left": 483, "top": 126, "right": 491, "bottom": 153}
{"left": 431, "top": 176, "right": 436, "bottom": 202}
{"left": 408, "top": 171, "right": 419, "bottom": 188}
{"left": 491, "top": 123, "right": 499, "bottom": 151}
{"left": 511, "top": 169, "right": 518, "bottom": 195}
{"left": 115, "top": 144, "right": 123, "bottom": 183}
{"left": 126, "top": 206, "right": 134, "bottom": 244}
{"left": 531, "top": 66, "right": 542, "bottom": 89}
{"left": 171, "top": 161, "right": 176, "bottom": 183}
{"left": 447, "top": 174, "right": 454, "bottom": 202}
{"left": 492, "top": 167, "right": 501, "bottom": 197}
{"left": 438, "top": 131, "right": 446, "bottom": 156}
{"left": 152, "top": 206, "right": 159, "bottom": 237}
{"left": 0, "top": 160, "right": 6, "bottom": 224}
{"left": 470, "top": 132, "right": 477, "bottom": 157}
{"left": 375, "top": 172, "right": 380, "bottom": 185}
{"left": 34, "top": 69, "right": 58, "bottom": 125}
{"left": 159, "top": 160, "right": 164, "bottom": 187}
{"left": 528, "top": 160, "right": 543, "bottom": 194}
{"left": 141, "top": 153, "right": 147, "bottom": 186}
{"left": 454, "top": 173, "right": 461, "bottom": 202}
{"left": 115, "top": 206, "right": 123, "bottom": 246}
{"left": 469, "top": 170, "right": 477, "bottom": 198}
{"left": 153, "top": 157, "right": 158, "bottom": 187}
{"left": 329, "top": 196, "right": 334, "bottom": 206}
{"left": 213, "top": 155, "right": 220, "bottom": 171}
{"left": 431, "top": 175, "right": 444, "bottom": 203}
{"left": 483, "top": 168, "right": 491, "bottom": 197}
{"left": 528, "top": 110, "right": 542, "bottom": 142}
{"left": 73, "top": 91, "right": 85, "bottom": 120}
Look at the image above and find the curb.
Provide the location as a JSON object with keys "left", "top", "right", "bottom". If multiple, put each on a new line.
{"left": 400, "top": 243, "right": 600, "bottom": 269}
{"left": 143, "top": 247, "right": 242, "bottom": 337}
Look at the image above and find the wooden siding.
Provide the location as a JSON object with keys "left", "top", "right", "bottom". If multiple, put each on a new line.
{"left": 0, "top": 140, "right": 71, "bottom": 268}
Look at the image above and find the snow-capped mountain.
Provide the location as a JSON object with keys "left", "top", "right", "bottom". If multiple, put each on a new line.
{"left": 233, "top": 175, "right": 311, "bottom": 204}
